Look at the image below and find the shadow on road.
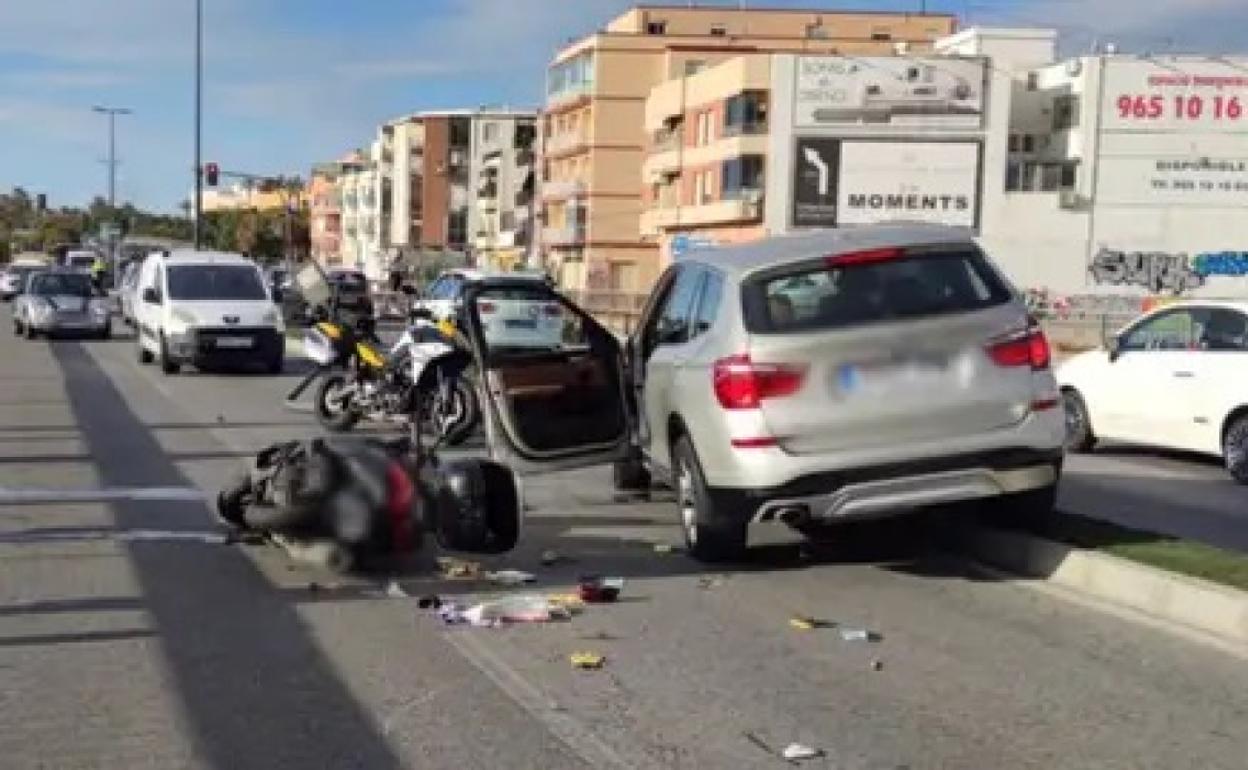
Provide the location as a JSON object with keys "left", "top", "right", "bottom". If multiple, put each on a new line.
{"left": 48, "top": 341, "right": 404, "bottom": 770}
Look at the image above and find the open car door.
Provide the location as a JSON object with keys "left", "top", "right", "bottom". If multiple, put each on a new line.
{"left": 461, "top": 279, "right": 631, "bottom": 475}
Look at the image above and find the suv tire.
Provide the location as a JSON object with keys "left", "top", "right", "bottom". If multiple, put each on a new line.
{"left": 1222, "top": 414, "right": 1248, "bottom": 485}
{"left": 1062, "top": 389, "right": 1096, "bottom": 453}
{"left": 672, "top": 435, "right": 747, "bottom": 563}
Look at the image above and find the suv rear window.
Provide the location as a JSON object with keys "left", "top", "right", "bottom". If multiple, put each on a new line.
{"left": 744, "top": 246, "right": 1012, "bottom": 333}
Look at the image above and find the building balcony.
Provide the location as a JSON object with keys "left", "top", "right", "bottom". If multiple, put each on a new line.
{"left": 542, "top": 223, "right": 586, "bottom": 247}
{"left": 640, "top": 194, "right": 763, "bottom": 235}
{"left": 545, "top": 131, "right": 590, "bottom": 158}
{"left": 642, "top": 149, "right": 682, "bottom": 182}
{"left": 541, "top": 179, "right": 587, "bottom": 201}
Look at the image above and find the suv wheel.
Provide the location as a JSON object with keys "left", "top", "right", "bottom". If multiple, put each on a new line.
{"left": 672, "top": 436, "right": 746, "bottom": 563}
{"left": 1062, "top": 389, "right": 1096, "bottom": 453}
{"left": 1222, "top": 414, "right": 1248, "bottom": 485}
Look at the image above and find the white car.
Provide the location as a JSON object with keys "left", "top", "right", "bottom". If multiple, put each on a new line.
{"left": 133, "top": 250, "right": 285, "bottom": 375}
{"left": 12, "top": 269, "right": 111, "bottom": 339}
{"left": 1058, "top": 300, "right": 1248, "bottom": 483}
{"left": 416, "top": 269, "right": 562, "bottom": 349}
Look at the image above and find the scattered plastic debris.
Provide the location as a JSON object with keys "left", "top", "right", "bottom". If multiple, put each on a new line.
{"left": 697, "top": 576, "right": 726, "bottom": 590}
{"left": 417, "top": 595, "right": 442, "bottom": 610}
{"left": 569, "top": 651, "right": 606, "bottom": 670}
{"left": 383, "top": 579, "right": 409, "bottom": 598}
{"left": 581, "top": 631, "right": 622, "bottom": 642}
{"left": 459, "top": 595, "right": 573, "bottom": 627}
{"left": 437, "top": 556, "right": 483, "bottom": 579}
{"left": 578, "top": 576, "right": 624, "bottom": 603}
{"left": 487, "top": 569, "right": 537, "bottom": 586}
{"left": 839, "top": 628, "right": 881, "bottom": 643}
{"left": 871, "top": 659, "right": 884, "bottom": 671}
{"left": 789, "top": 615, "right": 836, "bottom": 631}
{"left": 744, "top": 731, "right": 777, "bottom": 757}
{"left": 782, "top": 743, "right": 825, "bottom": 761}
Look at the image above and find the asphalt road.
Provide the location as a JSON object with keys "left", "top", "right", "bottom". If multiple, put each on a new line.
{"left": 2, "top": 312, "right": 1247, "bottom": 769}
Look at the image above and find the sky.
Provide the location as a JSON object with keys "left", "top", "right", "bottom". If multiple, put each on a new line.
{"left": 1, "top": 0, "right": 1245, "bottom": 213}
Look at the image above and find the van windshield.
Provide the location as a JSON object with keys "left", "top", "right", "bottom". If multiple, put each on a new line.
{"left": 167, "top": 265, "right": 267, "bottom": 301}
{"left": 743, "top": 246, "right": 1012, "bottom": 333}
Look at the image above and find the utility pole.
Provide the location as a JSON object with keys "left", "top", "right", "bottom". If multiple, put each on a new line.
{"left": 193, "top": 0, "right": 204, "bottom": 249}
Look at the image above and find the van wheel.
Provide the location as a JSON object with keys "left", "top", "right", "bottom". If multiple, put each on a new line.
{"left": 1062, "top": 389, "right": 1096, "bottom": 453}
{"left": 137, "top": 337, "right": 154, "bottom": 364}
{"left": 159, "top": 334, "right": 180, "bottom": 375}
{"left": 672, "top": 436, "right": 746, "bottom": 563}
{"left": 1222, "top": 415, "right": 1248, "bottom": 485}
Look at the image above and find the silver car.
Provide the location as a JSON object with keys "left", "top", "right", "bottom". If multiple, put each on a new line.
{"left": 458, "top": 224, "right": 1065, "bottom": 562}
{"left": 13, "top": 270, "right": 112, "bottom": 340}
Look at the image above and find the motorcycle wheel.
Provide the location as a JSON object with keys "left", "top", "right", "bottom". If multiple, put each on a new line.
{"left": 315, "top": 374, "right": 360, "bottom": 432}
{"left": 424, "top": 376, "right": 479, "bottom": 446}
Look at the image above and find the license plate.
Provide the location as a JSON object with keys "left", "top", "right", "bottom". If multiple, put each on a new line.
{"left": 215, "top": 337, "right": 253, "bottom": 349}
{"left": 504, "top": 319, "right": 537, "bottom": 330}
{"left": 835, "top": 356, "right": 949, "bottom": 397}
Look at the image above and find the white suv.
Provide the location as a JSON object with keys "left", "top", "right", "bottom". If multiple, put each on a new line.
{"left": 457, "top": 225, "right": 1066, "bottom": 562}
{"left": 133, "top": 250, "right": 285, "bottom": 374}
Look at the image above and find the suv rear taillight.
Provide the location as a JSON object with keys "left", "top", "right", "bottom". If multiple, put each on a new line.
{"left": 713, "top": 354, "right": 807, "bottom": 410}
{"left": 986, "top": 326, "right": 1051, "bottom": 370}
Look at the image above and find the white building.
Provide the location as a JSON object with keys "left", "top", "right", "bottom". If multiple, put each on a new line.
{"left": 338, "top": 142, "right": 384, "bottom": 277}
{"left": 662, "top": 28, "right": 1248, "bottom": 300}
{"left": 469, "top": 111, "right": 538, "bottom": 271}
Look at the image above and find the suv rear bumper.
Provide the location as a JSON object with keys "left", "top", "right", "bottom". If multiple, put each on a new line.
{"left": 706, "top": 447, "right": 1062, "bottom": 527}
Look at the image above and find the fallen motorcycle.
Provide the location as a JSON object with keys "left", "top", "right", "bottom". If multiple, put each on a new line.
{"left": 215, "top": 431, "right": 520, "bottom": 572}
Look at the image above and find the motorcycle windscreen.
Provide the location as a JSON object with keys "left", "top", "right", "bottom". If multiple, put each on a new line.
{"left": 461, "top": 282, "right": 630, "bottom": 475}
{"left": 293, "top": 260, "right": 333, "bottom": 310}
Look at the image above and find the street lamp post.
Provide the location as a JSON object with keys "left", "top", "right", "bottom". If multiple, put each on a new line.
{"left": 92, "top": 105, "right": 132, "bottom": 281}
{"left": 193, "top": 0, "right": 204, "bottom": 249}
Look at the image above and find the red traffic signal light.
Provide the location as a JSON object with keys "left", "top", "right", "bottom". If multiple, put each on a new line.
{"left": 204, "top": 162, "right": 219, "bottom": 186}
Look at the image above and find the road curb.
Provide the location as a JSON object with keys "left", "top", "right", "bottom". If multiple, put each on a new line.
{"left": 955, "top": 526, "right": 1248, "bottom": 650}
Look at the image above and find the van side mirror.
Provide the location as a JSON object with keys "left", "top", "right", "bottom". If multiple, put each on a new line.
{"left": 1106, "top": 335, "right": 1122, "bottom": 363}
{"left": 142, "top": 287, "right": 161, "bottom": 305}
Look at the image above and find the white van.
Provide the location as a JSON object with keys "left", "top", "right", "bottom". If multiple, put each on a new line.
{"left": 133, "top": 250, "right": 285, "bottom": 374}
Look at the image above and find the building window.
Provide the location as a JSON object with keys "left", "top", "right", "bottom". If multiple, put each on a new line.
{"left": 871, "top": 29, "right": 892, "bottom": 41}
{"left": 447, "top": 210, "right": 468, "bottom": 246}
{"left": 684, "top": 60, "right": 707, "bottom": 76}
{"left": 1060, "top": 161, "right": 1079, "bottom": 190}
{"left": 696, "top": 111, "right": 713, "bottom": 146}
{"left": 1053, "top": 95, "right": 1080, "bottom": 130}
{"left": 482, "top": 123, "right": 498, "bottom": 143}
{"left": 1026, "top": 72, "right": 1039, "bottom": 91}
{"left": 710, "top": 25, "right": 727, "bottom": 37}
{"left": 1021, "top": 134, "right": 1036, "bottom": 153}
{"left": 449, "top": 118, "right": 470, "bottom": 148}
{"left": 806, "top": 24, "right": 828, "bottom": 39}
{"left": 647, "top": 20, "right": 667, "bottom": 35}
{"left": 721, "top": 154, "right": 765, "bottom": 200}
{"left": 548, "top": 52, "right": 594, "bottom": 100}
{"left": 724, "top": 91, "right": 768, "bottom": 136}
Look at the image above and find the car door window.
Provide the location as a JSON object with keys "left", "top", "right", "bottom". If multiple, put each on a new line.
{"left": 426, "top": 278, "right": 447, "bottom": 299}
{"left": 653, "top": 266, "right": 702, "bottom": 348}
{"left": 1122, "top": 309, "right": 1197, "bottom": 352}
{"left": 690, "top": 270, "right": 724, "bottom": 339}
{"left": 1198, "top": 309, "right": 1248, "bottom": 351}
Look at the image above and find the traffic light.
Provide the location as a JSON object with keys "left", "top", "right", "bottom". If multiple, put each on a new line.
{"left": 205, "top": 162, "right": 219, "bottom": 186}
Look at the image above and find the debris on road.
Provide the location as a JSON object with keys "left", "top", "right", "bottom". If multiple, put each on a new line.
{"left": 569, "top": 651, "right": 606, "bottom": 670}
{"left": 384, "top": 579, "right": 409, "bottom": 598}
{"left": 744, "top": 731, "right": 777, "bottom": 757}
{"left": 782, "top": 743, "right": 825, "bottom": 761}
{"left": 578, "top": 576, "right": 624, "bottom": 603}
{"left": 117, "top": 529, "right": 228, "bottom": 545}
{"left": 789, "top": 615, "right": 836, "bottom": 631}
{"left": 487, "top": 569, "right": 537, "bottom": 586}
{"left": 437, "top": 556, "right": 483, "bottom": 579}
{"left": 839, "top": 628, "right": 881, "bottom": 643}
{"left": 417, "top": 595, "right": 442, "bottom": 609}
{"left": 871, "top": 659, "right": 884, "bottom": 671}
{"left": 697, "top": 575, "right": 727, "bottom": 590}
{"left": 437, "top": 594, "right": 575, "bottom": 628}
{"left": 539, "top": 549, "right": 569, "bottom": 566}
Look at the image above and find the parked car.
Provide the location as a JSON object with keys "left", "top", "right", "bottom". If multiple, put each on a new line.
{"left": 1058, "top": 300, "right": 1248, "bottom": 483}
{"left": 415, "top": 268, "right": 559, "bottom": 346}
{"left": 133, "top": 250, "right": 284, "bottom": 374}
{"left": 458, "top": 224, "right": 1066, "bottom": 562}
{"left": 117, "top": 259, "right": 144, "bottom": 326}
{"left": 12, "top": 269, "right": 111, "bottom": 339}
{"left": 1, "top": 260, "right": 49, "bottom": 301}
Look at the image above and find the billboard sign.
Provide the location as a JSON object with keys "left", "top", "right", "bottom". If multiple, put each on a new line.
{"left": 1096, "top": 154, "right": 1248, "bottom": 206}
{"left": 795, "top": 56, "right": 986, "bottom": 129}
{"left": 1100, "top": 57, "right": 1248, "bottom": 134}
{"left": 791, "top": 139, "right": 981, "bottom": 229}
{"left": 792, "top": 137, "right": 841, "bottom": 228}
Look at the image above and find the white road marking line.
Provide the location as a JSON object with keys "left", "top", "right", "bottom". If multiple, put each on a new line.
{"left": 0, "top": 486, "right": 206, "bottom": 504}
{"left": 0, "top": 529, "right": 227, "bottom": 545}
{"left": 444, "top": 630, "right": 643, "bottom": 770}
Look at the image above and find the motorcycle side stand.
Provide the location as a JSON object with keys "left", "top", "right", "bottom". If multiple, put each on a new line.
{"left": 270, "top": 533, "right": 355, "bottom": 574}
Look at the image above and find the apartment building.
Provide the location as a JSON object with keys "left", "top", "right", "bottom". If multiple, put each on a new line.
{"left": 201, "top": 184, "right": 309, "bottom": 213}
{"left": 470, "top": 114, "right": 538, "bottom": 271}
{"left": 337, "top": 145, "right": 383, "bottom": 275}
{"left": 308, "top": 154, "right": 358, "bottom": 267}
{"left": 541, "top": 4, "right": 958, "bottom": 324}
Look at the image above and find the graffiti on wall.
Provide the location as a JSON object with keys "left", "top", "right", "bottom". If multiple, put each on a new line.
{"left": 1089, "top": 247, "right": 1248, "bottom": 294}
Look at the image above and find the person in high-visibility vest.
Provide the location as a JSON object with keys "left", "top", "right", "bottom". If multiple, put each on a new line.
{"left": 91, "top": 255, "right": 108, "bottom": 293}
